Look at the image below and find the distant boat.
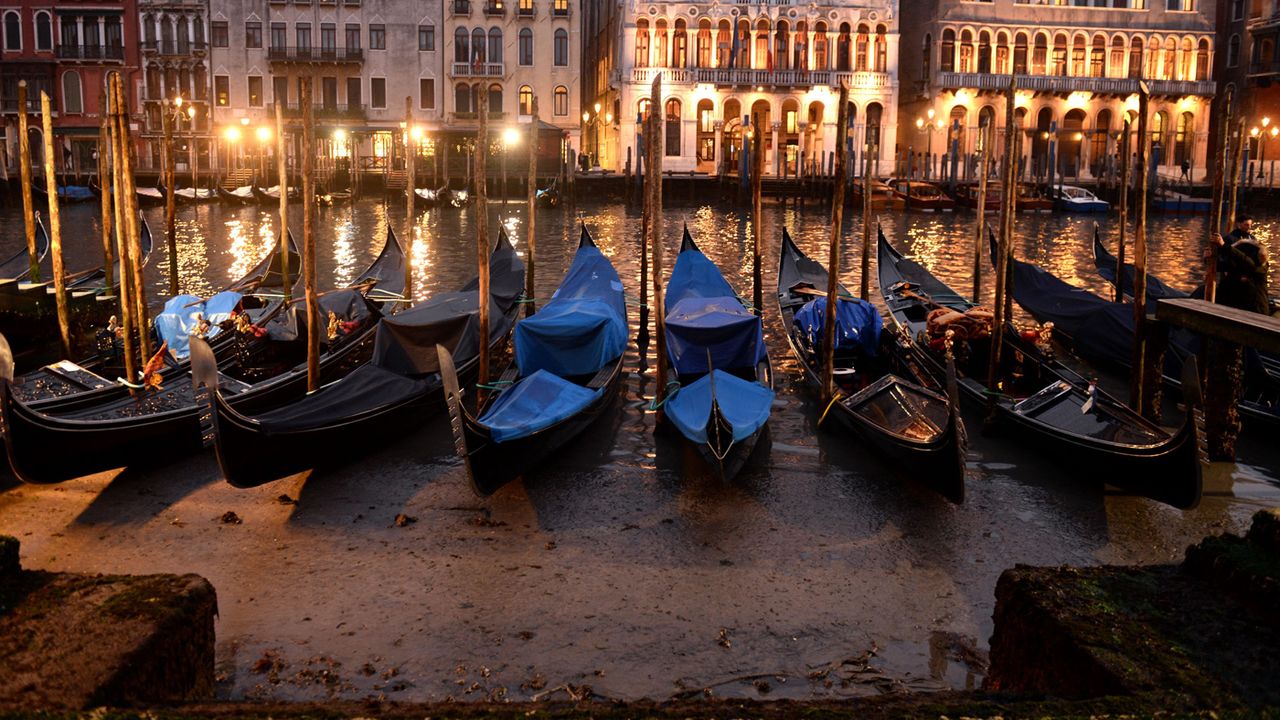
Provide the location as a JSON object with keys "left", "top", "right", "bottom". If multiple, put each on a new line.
{"left": 1152, "top": 188, "right": 1211, "bottom": 215}
{"left": 32, "top": 183, "right": 97, "bottom": 203}
{"left": 217, "top": 185, "right": 258, "bottom": 205}
{"left": 1053, "top": 185, "right": 1110, "bottom": 213}
{"left": 887, "top": 179, "right": 955, "bottom": 212}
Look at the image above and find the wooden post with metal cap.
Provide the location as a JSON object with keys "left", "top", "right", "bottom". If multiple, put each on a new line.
{"left": 526, "top": 95, "right": 539, "bottom": 316}
{"left": 476, "top": 85, "right": 492, "bottom": 396}
{"left": 301, "top": 78, "right": 320, "bottom": 392}
{"left": 821, "top": 82, "right": 850, "bottom": 403}
{"left": 275, "top": 102, "right": 291, "bottom": 303}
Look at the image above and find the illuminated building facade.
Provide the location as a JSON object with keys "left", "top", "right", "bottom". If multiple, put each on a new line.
{"left": 898, "top": 0, "right": 1217, "bottom": 183}
{"left": 583, "top": 0, "right": 901, "bottom": 176}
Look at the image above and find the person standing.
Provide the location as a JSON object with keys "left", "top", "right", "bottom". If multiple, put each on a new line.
{"left": 1214, "top": 215, "right": 1271, "bottom": 315}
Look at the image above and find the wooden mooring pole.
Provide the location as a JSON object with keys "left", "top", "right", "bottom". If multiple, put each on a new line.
{"left": 821, "top": 83, "right": 850, "bottom": 403}
{"left": 526, "top": 96, "right": 539, "bottom": 316}
{"left": 97, "top": 102, "right": 115, "bottom": 293}
{"left": 751, "top": 112, "right": 764, "bottom": 317}
{"left": 1116, "top": 119, "right": 1130, "bottom": 303}
{"left": 476, "top": 86, "right": 491, "bottom": 396}
{"left": 1130, "top": 82, "right": 1151, "bottom": 416}
{"left": 988, "top": 79, "right": 1018, "bottom": 407}
{"left": 405, "top": 97, "right": 415, "bottom": 303}
{"left": 18, "top": 82, "right": 39, "bottom": 282}
{"left": 649, "top": 73, "right": 668, "bottom": 414}
{"left": 972, "top": 117, "right": 992, "bottom": 302}
{"left": 113, "top": 72, "right": 150, "bottom": 361}
{"left": 301, "top": 79, "right": 319, "bottom": 392}
{"left": 163, "top": 104, "right": 179, "bottom": 297}
{"left": 860, "top": 142, "right": 873, "bottom": 301}
{"left": 39, "top": 92, "right": 71, "bottom": 358}
{"left": 1204, "top": 86, "right": 1234, "bottom": 304}
{"left": 107, "top": 76, "right": 138, "bottom": 389}
{"left": 275, "top": 102, "right": 291, "bottom": 303}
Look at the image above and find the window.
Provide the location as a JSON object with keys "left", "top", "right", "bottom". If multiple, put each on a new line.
{"left": 211, "top": 21, "right": 228, "bottom": 47}
{"left": 1166, "top": 0, "right": 1193, "bottom": 9}
{"left": 247, "top": 76, "right": 263, "bottom": 107}
{"left": 519, "top": 28, "right": 533, "bottom": 65}
{"left": 371, "top": 77, "right": 386, "bottom": 107}
{"left": 673, "top": 19, "right": 687, "bottom": 68}
{"left": 554, "top": 85, "right": 567, "bottom": 115}
{"left": 246, "top": 22, "right": 262, "bottom": 48}
{"left": 553, "top": 0, "right": 568, "bottom": 14}
{"left": 636, "top": 20, "right": 650, "bottom": 67}
{"left": 35, "top": 11, "right": 51, "bottom": 50}
{"left": 665, "top": 99, "right": 680, "bottom": 156}
{"left": 940, "top": 29, "right": 954, "bottom": 72}
{"left": 346, "top": 77, "right": 361, "bottom": 107}
{"left": 345, "top": 23, "right": 360, "bottom": 49}
{"left": 321, "top": 24, "right": 336, "bottom": 52}
{"left": 419, "top": 25, "right": 435, "bottom": 51}
{"left": 1014, "top": 32, "right": 1027, "bottom": 74}
{"left": 554, "top": 28, "right": 568, "bottom": 65}
{"left": 1227, "top": 34, "right": 1239, "bottom": 67}
{"left": 274, "top": 76, "right": 288, "bottom": 104}
{"left": 488, "top": 83, "right": 502, "bottom": 114}
{"left": 215, "top": 75, "right": 229, "bottom": 106}
{"left": 1071, "top": 35, "right": 1085, "bottom": 76}
{"left": 62, "top": 71, "right": 83, "bottom": 114}
{"left": 420, "top": 78, "right": 435, "bottom": 109}
{"left": 488, "top": 27, "right": 502, "bottom": 63}
{"left": 369, "top": 24, "right": 385, "bottom": 49}
{"left": 4, "top": 11, "right": 20, "bottom": 51}
{"left": 455, "top": 28, "right": 470, "bottom": 63}
{"left": 1129, "top": 37, "right": 1142, "bottom": 78}
{"left": 1196, "top": 38, "right": 1209, "bottom": 81}
{"left": 518, "top": 85, "right": 533, "bottom": 115}
{"left": 1231, "top": 0, "right": 1244, "bottom": 20}
{"left": 519, "top": 0, "right": 533, "bottom": 15}
{"left": 270, "top": 23, "right": 286, "bottom": 49}
{"left": 456, "top": 83, "right": 471, "bottom": 113}
{"left": 322, "top": 77, "right": 337, "bottom": 108}
{"left": 296, "top": 23, "right": 311, "bottom": 51}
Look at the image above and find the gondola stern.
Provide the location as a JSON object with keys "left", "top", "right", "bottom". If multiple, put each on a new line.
{"left": 579, "top": 224, "right": 596, "bottom": 249}
{"left": 436, "top": 345, "right": 486, "bottom": 496}
{"left": 680, "top": 225, "right": 698, "bottom": 253}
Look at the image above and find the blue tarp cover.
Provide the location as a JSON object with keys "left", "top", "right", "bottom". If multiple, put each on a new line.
{"left": 155, "top": 291, "right": 242, "bottom": 359}
{"left": 56, "top": 185, "right": 95, "bottom": 201}
{"left": 478, "top": 369, "right": 600, "bottom": 442}
{"left": 793, "top": 297, "right": 882, "bottom": 356}
{"left": 515, "top": 245, "right": 626, "bottom": 377}
{"left": 664, "top": 246, "right": 763, "bottom": 374}
{"left": 666, "top": 370, "right": 774, "bottom": 444}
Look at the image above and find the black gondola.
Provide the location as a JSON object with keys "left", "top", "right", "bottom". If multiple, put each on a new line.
{"left": 0, "top": 228, "right": 405, "bottom": 484}
{"left": 0, "top": 211, "right": 51, "bottom": 292}
{"left": 658, "top": 228, "right": 774, "bottom": 481}
{"left": 535, "top": 179, "right": 560, "bottom": 208}
{"left": 878, "top": 229, "right": 1202, "bottom": 509}
{"left": 777, "top": 229, "right": 966, "bottom": 503}
{"left": 447, "top": 188, "right": 470, "bottom": 208}
{"left": 412, "top": 186, "right": 448, "bottom": 209}
{"left": 170, "top": 186, "right": 220, "bottom": 204}
{"left": 439, "top": 226, "right": 625, "bottom": 496}
{"left": 252, "top": 185, "right": 301, "bottom": 205}
{"left": 317, "top": 190, "right": 354, "bottom": 206}
{"left": 192, "top": 230, "right": 523, "bottom": 488}
{"left": 135, "top": 185, "right": 167, "bottom": 207}
{"left": 217, "top": 185, "right": 258, "bottom": 205}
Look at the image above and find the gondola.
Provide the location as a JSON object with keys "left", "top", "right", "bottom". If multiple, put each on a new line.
{"left": 535, "top": 179, "right": 561, "bottom": 208}
{"left": 170, "top": 186, "right": 220, "bottom": 204}
{"left": 447, "top": 188, "right": 470, "bottom": 208}
{"left": 8, "top": 228, "right": 298, "bottom": 410}
{"left": 888, "top": 179, "right": 955, "bottom": 212}
{"left": 317, "top": 189, "right": 354, "bottom": 206}
{"left": 217, "top": 185, "right": 258, "bottom": 205}
{"left": 0, "top": 211, "right": 52, "bottom": 292}
{"left": 658, "top": 227, "right": 774, "bottom": 481}
{"left": 777, "top": 229, "right": 965, "bottom": 503}
{"left": 0, "top": 228, "right": 404, "bottom": 484}
{"left": 252, "top": 185, "right": 301, "bottom": 205}
{"left": 32, "top": 182, "right": 97, "bottom": 204}
{"left": 1091, "top": 230, "right": 1280, "bottom": 425}
{"left": 950, "top": 182, "right": 1002, "bottom": 213}
{"left": 879, "top": 229, "right": 1202, "bottom": 509}
{"left": 440, "top": 226, "right": 625, "bottom": 496}
{"left": 411, "top": 186, "right": 448, "bottom": 209}
{"left": 135, "top": 186, "right": 167, "bottom": 208}
{"left": 193, "top": 231, "right": 523, "bottom": 488}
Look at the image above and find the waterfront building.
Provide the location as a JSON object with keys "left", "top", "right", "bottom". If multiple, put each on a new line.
{"left": 1, "top": 0, "right": 139, "bottom": 181}
{"left": 897, "top": 0, "right": 1217, "bottom": 184}
{"left": 1216, "top": 0, "right": 1280, "bottom": 186}
{"left": 581, "top": 0, "right": 901, "bottom": 177}
{"left": 137, "top": 0, "right": 212, "bottom": 179}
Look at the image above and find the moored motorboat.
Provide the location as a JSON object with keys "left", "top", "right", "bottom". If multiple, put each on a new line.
{"left": 777, "top": 229, "right": 965, "bottom": 503}
{"left": 440, "top": 226, "right": 625, "bottom": 496}
{"left": 1053, "top": 185, "right": 1111, "bottom": 213}
{"left": 659, "top": 228, "right": 773, "bottom": 481}
{"left": 217, "top": 185, "right": 258, "bottom": 205}
{"left": 879, "top": 229, "right": 1202, "bottom": 509}
{"left": 888, "top": 179, "right": 955, "bottom": 212}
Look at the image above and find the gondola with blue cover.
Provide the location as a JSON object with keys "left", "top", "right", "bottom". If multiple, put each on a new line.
{"left": 777, "top": 229, "right": 966, "bottom": 503}
{"left": 659, "top": 227, "right": 773, "bottom": 481}
{"left": 439, "top": 226, "right": 625, "bottom": 496}
{"left": 0, "top": 228, "right": 405, "bottom": 484}
{"left": 32, "top": 182, "right": 98, "bottom": 204}
{"left": 880, "top": 228, "right": 1202, "bottom": 509}
{"left": 195, "top": 229, "right": 524, "bottom": 488}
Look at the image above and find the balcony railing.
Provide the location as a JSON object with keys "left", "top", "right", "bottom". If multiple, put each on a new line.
{"left": 936, "top": 71, "right": 1216, "bottom": 97}
{"left": 484, "top": 2, "right": 506, "bottom": 15}
{"left": 1249, "top": 61, "right": 1280, "bottom": 77}
{"left": 517, "top": 5, "right": 536, "bottom": 17}
{"left": 452, "top": 111, "right": 507, "bottom": 121}
{"left": 452, "top": 0, "right": 471, "bottom": 13}
{"left": 267, "top": 46, "right": 364, "bottom": 62}
{"left": 269, "top": 102, "right": 367, "bottom": 119}
{"left": 551, "top": 5, "right": 569, "bottom": 16}
{"left": 0, "top": 98, "right": 45, "bottom": 113}
{"left": 56, "top": 44, "right": 125, "bottom": 61}
{"left": 631, "top": 67, "right": 892, "bottom": 89}
{"left": 451, "top": 61, "right": 505, "bottom": 77}
{"left": 141, "top": 40, "right": 207, "bottom": 55}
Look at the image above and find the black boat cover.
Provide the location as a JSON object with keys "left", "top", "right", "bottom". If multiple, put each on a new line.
{"left": 265, "top": 289, "right": 378, "bottom": 342}
{"left": 371, "top": 290, "right": 498, "bottom": 374}
{"left": 254, "top": 363, "right": 432, "bottom": 432}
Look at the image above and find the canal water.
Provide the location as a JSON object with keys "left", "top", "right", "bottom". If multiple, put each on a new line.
{"left": 0, "top": 193, "right": 1277, "bottom": 701}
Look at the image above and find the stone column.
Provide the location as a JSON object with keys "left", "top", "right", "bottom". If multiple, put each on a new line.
{"left": 772, "top": 120, "right": 780, "bottom": 176}
{"left": 713, "top": 120, "right": 723, "bottom": 176}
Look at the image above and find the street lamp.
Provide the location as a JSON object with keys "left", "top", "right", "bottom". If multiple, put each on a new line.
{"left": 583, "top": 105, "right": 608, "bottom": 169}
{"left": 223, "top": 126, "right": 241, "bottom": 174}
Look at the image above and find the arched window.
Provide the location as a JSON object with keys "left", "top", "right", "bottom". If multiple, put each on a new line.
{"left": 554, "top": 28, "right": 568, "bottom": 65}
{"left": 959, "top": 29, "right": 974, "bottom": 73}
{"left": 455, "top": 27, "right": 470, "bottom": 63}
{"left": 841, "top": 25, "right": 854, "bottom": 72}
{"left": 519, "top": 28, "right": 533, "bottom": 65}
{"left": 1146, "top": 37, "right": 1161, "bottom": 76}
{"left": 1109, "top": 36, "right": 1126, "bottom": 78}
{"left": 1179, "top": 37, "right": 1192, "bottom": 80}
{"left": 553, "top": 85, "right": 567, "bottom": 116}
{"left": 773, "top": 21, "right": 787, "bottom": 70}
{"left": 866, "top": 102, "right": 883, "bottom": 149}
{"left": 519, "top": 85, "right": 533, "bottom": 115}
{"left": 995, "top": 31, "right": 1009, "bottom": 74}
{"left": 193, "top": 64, "right": 207, "bottom": 100}
{"left": 35, "top": 11, "right": 51, "bottom": 50}
{"left": 1151, "top": 111, "right": 1167, "bottom": 162}
{"left": 146, "top": 66, "right": 162, "bottom": 99}
{"left": 655, "top": 19, "right": 668, "bottom": 67}
{"left": 4, "top": 11, "right": 20, "bottom": 51}
{"left": 1014, "top": 32, "right": 1028, "bottom": 74}
{"left": 793, "top": 21, "right": 806, "bottom": 71}
{"left": 161, "top": 16, "right": 174, "bottom": 53}
{"left": 673, "top": 19, "right": 687, "bottom": 68}
{"left": 920, "top": 31, "right": 930, "bottom": 77}
{"left": 62, "top": 71, "right": 83, "bottom": 114}
{"left": 1226, "top": 34, "right": 1239, "bottom": 68}
{"left": 735, "top": 19, "right": 749, "bottom": 69}
{"left": 638, "top": 98, "right": 651, "bottom": 125}
{"left": 635, "top": 19, "right": 649, "bottom": 67}
{"left": 1129, "top": 37, "right": 1143, "bottom": 78}
{"left": 1162, "top": 37, "right": 1176, "bottom": 79}
{"left": 1052, "top": 33, "right": 1069, "bottom": 76}
{"left": 940, "top": 28, "right": 954, "bottom": 72}
{"left": 1090, "top": 35, "right": 1105, "bottom": 77}
{"left": 1092, "top": 109, "right": 1111, "bottom": 174}
{"left": 697, "top": 19, "right": 713, "bottom": 68}
{"left": 977, "top": 30, "right": 991, "bottom": 74}
{"left": 177, "top": 17, "right": 190, "bottom": 53}
{"left": 857, "top": 24, "right": 870, "bottom": 71}
{"left": 874, "top": 24, "right": 887, "bottom": 72}
{"left": 1195, "top": 38, "right": 1209, "bottom": 80}
{"left": 665, "top": 98, "right": 680, "bottom": 156}
{"left": 697, "top": 98, "right": 715, "bottom": 163}
{"left": 716, "top": 20, "right": 731, "bottom": 68}
{"left": 193, "top": 18, "right": 204, "bottom": 46}
{"left": 1175, "top": 111, "right": 1194, "bottom": 167}
{"left": 488, "top": 83, "right": 502, "bottom": 114}
{"left": 455, "top": 83, "right": 471, "bottom": 113}
{"left": 143, "top": 14, "right": 156, "bottom": 44}
{"left": 471, "top": 28, "right": 486, "bottom": 62}
{"left": 813, "top": 22, "right": 827, "bottom": 71}
{"left": 755, "top": 19, "right": 770, "bottom": 70}
{"left": 1032, "top": 32, "right": 1047, "bottom": 74}
{"left": 487, "top": 27, "right": 502, "bottom": 64}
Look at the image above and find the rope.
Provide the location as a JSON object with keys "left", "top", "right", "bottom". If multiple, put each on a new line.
{"left": 817, "top": 392, "right": 845, "bottom": 428}
{"left": 475, "top": 380, "right": 514, "bottom": 391}
{"left": 647, "top": 380, "right": 682, "bottom": 411}
{"left": 115, "top": 377, "right": 145, "bottom": 389}
{"left": 515, "top": 297, "right": 541, "bottom": 304}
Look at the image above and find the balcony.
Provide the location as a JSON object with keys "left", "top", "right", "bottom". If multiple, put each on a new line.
{"left": 517, "top": 4, "right": 536, "bottom": 18}
{"left": 1248, "top": 11, "right": 1280, "bottom": 30}
{"left": 55, "top": 44, "right": 125, "bottom": 62}
{"left": 631, "top": 67, "right": 892, "bottom": 90}
{"left": 267, "top": 46, "right": 364, "bottom": 63}
{"left": 269, "top": 102, "right": 367, "bottom": 120}
{"left": 0, "top": 98, "right": 45, "bottom": 114}
{"left": 483, "top": 1, "right": 506, "bottom": 16}
{"left": 936, "top": 72, "right": 1216, "bottom": 97}
{"left": 141, "top": 40, "right": 207, "bottom": 56}
{"left": 1249, "top": 61, "right": 1280, "bottom": 79}
{"left": 451, "top": 61, "right": 505, "bottom": 78}
{"left": 451, "top": 0, "right": 471, "bottom": 14}
{"left": 551, "top": 5, "right": 569, "bottom": 16}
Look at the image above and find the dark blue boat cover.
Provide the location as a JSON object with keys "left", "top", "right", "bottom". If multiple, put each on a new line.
{"left": 478, "top": 369, "right": 600, "bottom": 442}
{"left": 793, "top": 297, "right": 882, "bottom": 356}
{"left": 664, "top": 248, "right": 765, "bottom": 374}
{"left": 1009, "top": 257, "right": 1138, "bottom": 369}
{"left": 514, "top": 245, "right": 626, "bottom": 377}
{"left": 55, "top": 185, "right": 95, "bottom": 201}
{"left": 666, "top": 370, "right": 774, "bottom": 443}
{"left": 371, "top": 290, "right": 498, "bottom": 375}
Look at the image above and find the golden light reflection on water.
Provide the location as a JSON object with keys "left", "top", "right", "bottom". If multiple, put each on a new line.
{"left": 329, "top": 214, "right": 357, "bottom": 288}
